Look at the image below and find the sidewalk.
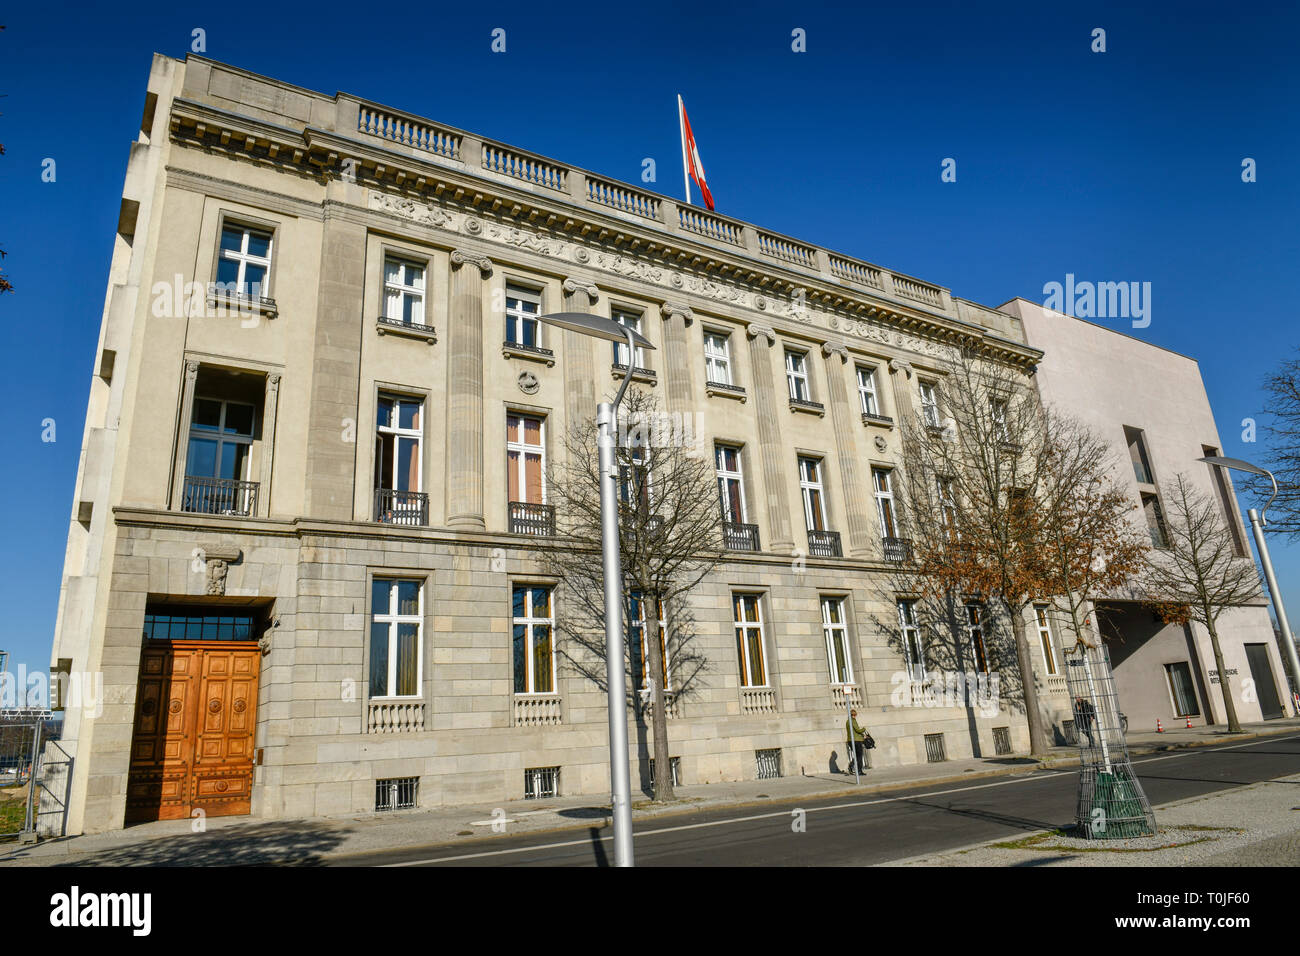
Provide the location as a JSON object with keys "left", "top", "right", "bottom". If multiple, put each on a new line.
{"left": 3, "top": 717, "right": 1296, "bottom": 867}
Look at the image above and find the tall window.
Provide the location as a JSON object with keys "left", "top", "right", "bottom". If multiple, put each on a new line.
{"left": 513, "top": 586, "right": 555, "bottom": 694}
{"left": 1034, "top": 605, "right": 1058, "bottom": 675}
{"left": 919, "top": 380, "right": 940, "bottom": 428}
{"left": 370, "top": 579, "right": 422, "bottom": 698}
{"left": 715, "top": 444, "right": 746, "bottom": 523}
{"left": 1165, "top": 662, "right": 1200, "bottom": 717}
{"left": 822, "top": 596, "right": 852, "bottom": 685}
{"left": 704, "top": 332, "right": 732, "bottom": 385}
{"left": 898, "top": 599, "right": 926, "bottom": 681}
{"left": 785, "top": 349, "right": 810, "bottom": 401}
{"left": 507, "top": 414, "right": 546, "bottom": 504}
{"left": 857, "top": 365, "right": 880, "bottom": 416}
{"left": 187, "top": 398, "right": 255, "bottom": 482}
{"left": 612, "top": 308, "right": 645, "bottom": 368}
{"left": 619, "top": 441, "right": 650, "bottom": 512}
{"left": 936, "top": 476, "right": 957, "bottom": 533}
{"left": 1142, "top": 493, "right": 1169, "bottom": 549}
{"left": 629, "top": 593, "right": 670, "bottom": 691}
{"left": 799, "top": 456, "right": 827, "bottom": 532}
{"left": 375, "top": 394, "right": 422, "bottom": 493}
{"left": 734, "top": 594, "right": 767, "bottom": 687}
{"left": 990, "top": 397, "right": 1010, "bottom": 443}
{"left": 383, "top": 257, "right": 425, "bottom": 325}
{"left": 216, "top": 223, "right": 272, "bottom": 298}
{"left": 505, "top": 285, "right": 541, "bottom": 348}
{"left": 873, "top": 467, "right": 897, "bottom": 539}
{"left": 965, "top": 603, "right": 989, "bottom": 673}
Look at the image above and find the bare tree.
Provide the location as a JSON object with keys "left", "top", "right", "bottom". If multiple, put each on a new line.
{"left": 1248, "top": 350, "right": 1300, "bottom": 533}
{"left": 1144, "top": 473, "right": 1264, "bottom": 732}
{"left": 542, "top": 388, "right": 724, "bottom": 801}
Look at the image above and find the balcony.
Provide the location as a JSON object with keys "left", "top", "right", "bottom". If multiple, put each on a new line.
{"left": 501, "top": 340, "right": 556, "bottom": 366}
{"left": 705, "top": 380, "right": 747, "bottom": 402}
{"left": 375, "top": 488, "right": 428, "bottom": 526}
{"left": 862, "top": 412, "right": 894, "bottom": 428}
{"left": 611, "top": 363, "right": 658, "bottom": 385}
{"left": 789, "top": 398, "right": 825, "bottom": 417}
{"left": 882, "top": 536, "right": 913, "bottom": 563}
{"left": 182, "top": 476, "right": 258, "bottom": 516}
{"left": 376, "top": 314, "right": 437, "bottom": 343}
{"left": 723, "top": 521, "right": 760, "bottom": 552}
{"left": 807, "top": 529, "right": 842, "bottom": 557}
{"left": 510, "top": 501, "right": 556, "bottom": 536}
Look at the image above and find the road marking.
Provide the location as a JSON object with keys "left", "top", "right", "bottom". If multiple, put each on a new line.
{"left": 380, "top": 733, "right": 1300, "bottom": 866}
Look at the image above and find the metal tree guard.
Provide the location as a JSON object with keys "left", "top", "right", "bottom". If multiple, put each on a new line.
{"left": 1063, "top": 643, "right": 1156, "bottom": 839}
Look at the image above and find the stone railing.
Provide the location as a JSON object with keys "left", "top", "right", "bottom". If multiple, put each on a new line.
{"left": 892, "top": 275, "right": 944, "bottom": 307}
{"left": 637, "top": 689, "right": 681, "bottom": 719}
{"left": 831, "top": 684, "right": 862, "bottom": 709}
{"left": 586, "top": 176, "right": 660, "bottom": 219}
{"left": 513, "top": 694, "right": 563, "bottom": 726}
{"left": 757, "top": 231, "right": 819, "bottom": 270}
{"left": 1045, "top": 674, "right": 1069, "bottom": 697}
{"left": 678, "top": 206, "right": 744, "bottom": 245}
{"left": 357, "top": 105, "right": 459, "bottom": 160}
{"left": 482, "top": 144, "right": 567, "bottom": 192}
{"left": 741, "top": 687, "right": 777, "bottom": 714}
{"left": 828, "top": 254, "right": 885, "bottom": 290}
{"left": 367, "top": 699, "right": 425, "bottom": 733}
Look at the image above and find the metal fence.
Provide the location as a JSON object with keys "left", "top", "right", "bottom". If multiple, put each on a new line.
{"left": 923, "top": 733, "right": 947, "bottom": 763}
{"left": 0, "top": 711, "right": 60, "bottom": 842}
{"left": 755, "top": 748, "right": 782, "bottom": 780}
{"left": 374, "top": 776, "right": 419, "bottom": 812}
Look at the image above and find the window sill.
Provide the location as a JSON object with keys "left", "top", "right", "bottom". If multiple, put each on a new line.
{"left": 376, "top": 316, "right": 436, "bottom": 343}
{"left": 861, "top": 413, "right": 895, "bottom": 429}
{"left": 503, "top": 342, "right": 556, "bottom": 367}
{"left": 789, "top": 398, "right": 825, "bottom": 417}
{"left": 206, "top": 291, "right": 278, "bottom": 320}
{"left": 706, "top": 380, "right": 747, "bottom": 402}
{"left": 612, "top": 364, "right": 658, "bottom": 385}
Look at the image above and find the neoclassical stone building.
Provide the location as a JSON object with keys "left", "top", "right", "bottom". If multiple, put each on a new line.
{"left": 52, "top": 53, "right": 1070, "bottom": 834}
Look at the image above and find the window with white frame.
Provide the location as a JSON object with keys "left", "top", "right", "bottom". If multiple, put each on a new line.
{"left": 216, "top": 223, "right": 272, "bottom": 298}
{"left": 919, "top": 380, "right": 940, "bottom": 428}
{"left": 873, "top": 467, "right": 898, "bottom": 539}
{"left": 822, "top": 596, "right": 852, "bottom": 685}
{"left": 936, "top": 475, "right": 957, "bottom": 534}
{"left": 965, "top": 603, "right": 989, "bottom": 674}
{"left": 1034, "top": 605, "right": 1058, "bottom": 675}
{"left": 612, "top": 307, "right": 646, "bottom": 368}
{"left": 799, "top": 456, "right": 827, "bottom": 532}
{"left": 733, "top": 593, "right": 767, "bottom": 687}
{"left": 187, "top": 398, "right": 255, "bottom": 482}
{"left": 715, "top": 444, "right": 746, "bottom": 523}
{"left": 991, "top": 397, "right": 1010, "bottom": 443}
{"left": 629, "top": 592, "right": 670, "bottom": 692}
{"left": 785, "top": 349, "right": 810, "bottom": 401}
{"left": 370, "top": 579, "right": 422, "bottom": 698}
{"left": 375, "top": 394, "right": 423, "bottom": 493}
{"left": 704, "top": 332, "right": 732, "bottom": 385}
{"left": 505, "top": 284, "right": 542, "bottom": 348}
{"left": 512, "top": 585, "right": 555, "bottom": 694}
{"left": 857, "top": 365, "right": 880, "bottom": 416}
{"left": 898, "top": 599, "right": 926, "bottom": 682}
{"left": 506, "top": 414, "right": 546, "bottom": 504}
{"left": 619, "top": 440, "right": 651, "bottom": 512}
{"left": 383, "top": 257, "right": 426, "bottom": 326}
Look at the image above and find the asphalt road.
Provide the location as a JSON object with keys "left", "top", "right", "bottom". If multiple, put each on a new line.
{"left": 332, "top": 733, "right": 1300, "bottom": 867}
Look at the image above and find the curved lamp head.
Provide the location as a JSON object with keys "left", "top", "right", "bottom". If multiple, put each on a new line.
{"left": 536, "top": 312, "right": 656, "bottom": 350}
{"left": 1199, "top": 455, "right": 1278, "bottom": 523}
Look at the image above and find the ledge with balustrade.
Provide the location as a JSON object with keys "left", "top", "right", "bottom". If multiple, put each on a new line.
{"left": 740, "top": 686, "right": 778, "bottom": 715}
{"left": 513, "top": 694, "right": 563, "bottom": 726}
{"left": 367, "top": 699, "right": 425, "bottom": 733}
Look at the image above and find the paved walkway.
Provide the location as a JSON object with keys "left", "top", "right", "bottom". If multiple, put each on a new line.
{"left": 3, "top": 717, "right": 1297, "bottom": 867}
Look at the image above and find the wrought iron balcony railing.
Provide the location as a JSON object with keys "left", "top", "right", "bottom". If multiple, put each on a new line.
{"left": 182, "top": 476, "right": 259, "bottom": 516}
{"left": 375, "top": 488, "right": 429, "bottom": 526}
{"left": 882, "top": 536, "right": 913, "bottom": 563}
{"left": 723, "top": 521, "right": 760, "bottom": 552}
{"left": 807, "top": 529, "right": 842, "bottom": 558}
{"left": 510, "top": 501, "right": 556, "bottom": 536}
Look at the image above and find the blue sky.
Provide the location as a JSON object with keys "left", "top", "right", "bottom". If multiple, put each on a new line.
{"left": 1, "top": 0, "right": 1298, "bottom": 672}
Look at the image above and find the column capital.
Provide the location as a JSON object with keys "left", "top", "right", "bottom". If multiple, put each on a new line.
{"left": 184, "top": 360, "right": 200, "bottom": 379}
{"left": 745, "top": 322, "right": 776, "bottom": 344}
{"left": 450, "top": 249, "right": 494, "bottom": 276}
{"left": 889, "top": 357, "right": 914, "bottom": 378}
{"left": 822, "top": 341, "right": 849, "bottom": 361}
{"left": 660, "top": 301, "right": 693, "bottom": 323}
{"left": 267, "top": 372, "right": 282, "bottom": 390}
{"left": 562, "top": 277, "right": 600, "bottom": 302}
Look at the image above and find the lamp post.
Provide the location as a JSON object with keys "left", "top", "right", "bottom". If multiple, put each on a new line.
{"left": 1199, "top": 456, "right": 1300, "bottom": 714}
{"left": 537, "top": 311, "right": 655, "bottom": 867}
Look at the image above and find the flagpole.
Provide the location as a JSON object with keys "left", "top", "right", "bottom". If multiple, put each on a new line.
{"left": 677, "top": 94, "right": 691, "bottom": 207}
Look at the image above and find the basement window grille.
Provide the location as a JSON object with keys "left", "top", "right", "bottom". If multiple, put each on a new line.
{"left": 1062, "top": 719, "right": 1078, "bottom": 747}
{"left": 375, "top": 776, "right": 419, "bottom": 812}
{"left": 756, "top": 748, "right": 783, "bottom": 780}
{"left": 524, "top": 766, "right": 560, "bottom": 799}
{"left": 648, "top": 756, "right": 682, "bottom": 787}
{"left": 993, "top": 726, "right": 1012, "bottom": 756}
{"left": 924, "top": 733, "right": 947, "bottom": 764}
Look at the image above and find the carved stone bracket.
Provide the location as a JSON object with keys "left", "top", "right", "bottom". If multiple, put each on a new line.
{"left": 746, "top": 323, "right": 777, "bottom": 344}
{"left": 450, "top": 249, "right": 494, "bottom": 276}
{"left": 822, "top": 341, "right": 849, "bottom": 361}
{"left": 660, "top": 302, "right": 694, "bottom": 324}
{"left": 562, "top": 277, "right": 600, "bottom": 302}
{"left": 199, "top": 544, "right": 242, "bottom": 597}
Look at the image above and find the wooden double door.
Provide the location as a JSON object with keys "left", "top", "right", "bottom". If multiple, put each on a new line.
{"left": 125, "top": 641, "right": 260, "bottom": 824}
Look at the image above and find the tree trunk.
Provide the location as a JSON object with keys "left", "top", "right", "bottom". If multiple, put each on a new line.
{"left": 646, "top": 628, "right": 674, "bottom": 801}
{"left": 1009, "top": 604, "right": 1051, "bottom": 756}
{"left": 1205, "top": 618, "right": 1242, "bottom": 733}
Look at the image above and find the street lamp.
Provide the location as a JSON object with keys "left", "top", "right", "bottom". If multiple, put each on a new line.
{"left": 537, "top": 311, "right": 655, "bottom": 867}
{"left": 1199, "top": 455, "right": 1300, "bottom": 713}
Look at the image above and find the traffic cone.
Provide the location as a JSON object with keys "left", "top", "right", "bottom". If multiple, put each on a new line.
{"left": 1156, "top": 718, "right": 1163, "bottom": 733}
{"left": 1185, "top": 716, "right": 1192, "bottom": 729}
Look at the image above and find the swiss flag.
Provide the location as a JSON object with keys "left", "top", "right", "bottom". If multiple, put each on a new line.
{"left": 678, "top": 96, "right": 714, "bottom": 211}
